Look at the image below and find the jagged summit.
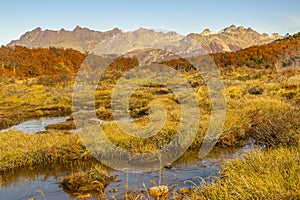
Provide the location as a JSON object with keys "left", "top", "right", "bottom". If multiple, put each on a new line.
{"left": 8, "top": 25, "right": 281, "bottom": 55}
{"left": 200, "top": 28, "right": 212, "bottom": 36}
{"left": 8, "top": 26, "right": 122, "bottom": 52}
{"left": 189, "top": 25, "right": 281, "bottom": 52}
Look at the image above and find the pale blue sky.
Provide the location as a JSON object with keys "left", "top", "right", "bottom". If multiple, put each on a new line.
{"left": 1, "top": 0, "right": 300, "bottom": 45}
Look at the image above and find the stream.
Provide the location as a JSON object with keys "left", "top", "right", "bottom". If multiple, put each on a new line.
{"left": 0, "top": 117, "right": 258, "bottom": 199}
{"left": 0, "top": 117, "right": 69, "bottom": 133}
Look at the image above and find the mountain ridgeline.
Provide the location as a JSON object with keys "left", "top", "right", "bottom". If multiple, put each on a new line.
{"left": 8, "top": 26, "right": 122, "bottom": 53}
{"left": 8, "top": 25, "right": 281, "bottom": 56}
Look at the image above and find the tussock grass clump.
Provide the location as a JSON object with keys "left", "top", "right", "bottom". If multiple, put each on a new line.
{"left": 243, "top": 97, "right": 300, "bottom": 147}
{"left": 0, "top": 130, "right": 90, "bottom": 171}
{"left": 190, "top": 143, "right": 300, "bottom": 199}
{"left": 219, "top": 96, "right": 300, "bottom": 147}
{"left": 60, "top": 166, "right": 115, "bottom": 196}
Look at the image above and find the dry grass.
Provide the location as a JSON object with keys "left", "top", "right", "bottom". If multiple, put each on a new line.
{"left": 0, "top": 76, "right": 73, "bottom": 129}
{"left": 219, "top": 96, "right": 300, "bottom": 147}
{"left": 0, "top": 66, "right": 299, "bottom": 178}
{"left": 0, "top": 130, "right": 90, "bottom": 171}
{"left": 190, "top": 143, "right": 300, "bottom": 200}
{"left": 60, "top": 165, "right": 115, "bottom": 198}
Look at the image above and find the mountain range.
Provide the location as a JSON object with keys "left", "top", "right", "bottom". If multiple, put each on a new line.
{"left": 1, "top": 31, "right": 299, "bottom": 78}
{"left": 8, "top": 26, "right": 122, "bottom": 53}
{"left": 8, "top": 25, "right": 282, "bottom": 56}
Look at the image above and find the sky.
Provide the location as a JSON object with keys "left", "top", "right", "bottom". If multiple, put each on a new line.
{"left": 0, "top": 0, "right": 300, "bottom": 45}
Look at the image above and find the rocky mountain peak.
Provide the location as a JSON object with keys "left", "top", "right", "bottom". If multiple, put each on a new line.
{"left": 73, "top": 25, "right": 83, "bottom": 31}
{"left": 223, "top": 25, "right": 237, "bottom": 32}
{"left": 8, "top": 26, "right": 122, "bottom": 52}
{"left": 32, "top": 27, "right": 42, "bottom": 32}
{"left": 200, "top": 28, "right": 212, "bottom": 36}
{"left": 188, "top": 25, "right": 282, "bottom": 53}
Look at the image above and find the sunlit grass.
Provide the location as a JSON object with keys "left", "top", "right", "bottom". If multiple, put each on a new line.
{"left": 0, "top": 76, "right": 73, "bottom": 129}
{"left": 190, "top": 143, "right": 300, "bottom": 199}
{"left": 0, "top": 130, "right": 90, "bottom": 172}
{"left": 219, "top": 96, "right": 300, "bottom": 147}
{"left": 61, "top": 165, "right": 115, "bottom": 198}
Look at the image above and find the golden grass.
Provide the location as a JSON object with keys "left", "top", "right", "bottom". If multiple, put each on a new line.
{"left": 190, "top": 143, "right": 300, "bottom": 200}
{"left": 60, "top": 165, "right": 115, "bottom": 197}
{"left": 219, "top": 96, "right": 300, "bottom": 147}
{"left": 0, "top": 130, "right": 90, "bottom": 172}
{"left": 1, "top": 67, "right": 299, "bottom": 172}
{"left": 0, "top": 77, "right": 72, "bottom": 109}
{"left": 0, "top": 77, "right": 73, "bottom": 129}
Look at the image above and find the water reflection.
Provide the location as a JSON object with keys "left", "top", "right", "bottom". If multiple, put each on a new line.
{"left": 0, "top": 140, "right": 256, "bottom": 200}
{"left": 0, "top": 117, "right": 69, "bottom": 133}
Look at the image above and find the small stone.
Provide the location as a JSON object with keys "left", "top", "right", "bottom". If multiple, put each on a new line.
{"left": 148, "top": 185, "right": 169, "bottom": 197}
{"left": 164, "top": 163, "right": 173, "bottom": 169}
{"left": 109, "top": 189, "right": 118, "bottom": 193}
{"left": 76, "top": 193, "right": 91, "bottom": 199}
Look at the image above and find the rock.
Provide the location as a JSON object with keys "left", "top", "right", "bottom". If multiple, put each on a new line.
{"left": 178, "top": 187, "right": 191, "bottom": 194}
{"left": 148, "top": 185, "right": 169, "bottom": 197}
{"left": 76, "top": 193, "right": 91, "bottom": 199}
{"left": 164, "top": 163, "right": 173, "bottom": 169}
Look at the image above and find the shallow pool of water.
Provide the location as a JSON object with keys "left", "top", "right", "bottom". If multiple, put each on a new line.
{"left": 0, "top": 116, "right": 258, "bottom": 199}
{"left": 0, "top": 117, "right": 69, "bottom": 133}
{"left": 0, "top": 140, "right": 256, "bottom": 200}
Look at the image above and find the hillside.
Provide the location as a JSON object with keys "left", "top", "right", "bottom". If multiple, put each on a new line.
{"left": 212, "top": 32, "right": 300, "bottom": 69}
{"left": 0, "top": 46, "right": 85, "bottom": 76}
{"left": 0, "top": 32, "right": 298, "bottom": 78}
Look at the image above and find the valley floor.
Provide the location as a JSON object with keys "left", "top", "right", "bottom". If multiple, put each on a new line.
{"left": 0, "top": 63, "right": 299, "bottom": 199}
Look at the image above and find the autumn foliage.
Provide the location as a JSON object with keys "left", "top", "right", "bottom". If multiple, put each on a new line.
{"left": 1, "top": 32, "right": 300, "bottom": 78}
{"left": 0, "top": 46, "right": 85, "bottom": 77}
{"left": 212, "top": 32, "right": 300, "bottom": 69}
